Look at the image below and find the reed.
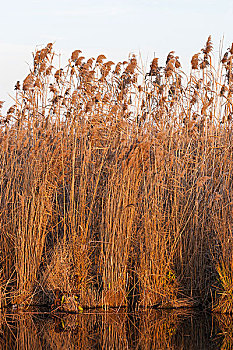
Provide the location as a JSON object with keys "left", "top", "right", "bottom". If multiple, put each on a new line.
{"left": 0, "top": 37, "right": 233, "bottom": 311}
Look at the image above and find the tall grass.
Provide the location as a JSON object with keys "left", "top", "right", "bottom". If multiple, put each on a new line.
{"left": 1, "top": 36, "right": 233, "bottom": 311}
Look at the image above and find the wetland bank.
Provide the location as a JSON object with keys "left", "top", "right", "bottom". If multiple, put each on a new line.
{"left": 1, "top": 36, "right": 233, "bottom": 315}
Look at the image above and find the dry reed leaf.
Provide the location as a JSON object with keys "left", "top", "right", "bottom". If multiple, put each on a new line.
{"left": 200, "top": 60, "right": 208, "bottom": 70}
{"left": 110, "top": 105, "right": 118, "bottom": 114}
{"left": 114, "top": 62, "right": 122, "bottom": 75}
{"left": 165, "top": 57, "right": 176, "bottom": 77}
{"left": 85, "top": 100, "right": 93, "bottom": 112}
{"left": 23, "top": 73, "right": 34, "bottom": 91}
{"left": 70, "top": 66, "right": 76, "bottom": 75}
{"left": 64, "top": 88, "right": 70, "bottom": 96}
{"left": 94, "top": 92, "right": 101, "bottom": 103}
{"left": 125, "top": 63, "right": 136, "bottom": 74}
{"left": 229, "top": 43, "right": 233, "bottom": 55}
{"left": 102, "top": 93, "right": 110, "bottom": 103}
{"left": 214, "top": 193, "right": 222, "bottom": 201}
{"left": 7, "top": 106, "right": 15, "bottom": 115}
{"left": 202, "top": 35, "right": 213, "bottom": 55}
{"left": 39, "top": 62, "right": 47, "bottom": 73}
{"left": 166, "top": 51, "right": 175, "bottom": 64}
{"left": 130, "top": 57, "right": 137, "bottom": 66}
{"left": 105, "top": 61, "right": 115, "bottom": 68}
{"left": 46, "top": 65, "right": 53, "bottom": 76}
{"left": 220, "top": 85, "right": 227, "bottom": 96}
{"left": 54, "top": 68, "right": 63, "bottom": 81}
{"left": 40, "top": 48, "right": 49, "bottom": 61}
{"left": 191, "top": 54, "right": 199, "bottom": 69}
{"left": 197, "top": 176, "right": 211, "bottom": 188}
{"left": 75, "top": 56, "right": 85, "bottom": 67}
{"left": 221, "top": 52, "right": 229, "bottom": 64}
{"left": 96, "top": 54, "right": 106, "bottom": 64}
{"left": 156, "top": 131, "right": 167, "bottom": 140}
{"left": 86, "top": 58, "right": 94, "bottom": 67}
{"left": 46, "top": 42, "right": 53, "bottom": 52}
{"left": 149, "top": 58, "right": 159, "bottom": 76}
{"left": 138, "top": 85, "right": 143, "bottom": 93}
{"left": 49, "top": 84, "right": 57, "bottom": 94}
{"left": 71, "top": 49, "right": 82, "bottom": 62}
{"left": 175, "top": 56, "right": 181, "bottom": 68}
{"left": 14, "top": 81, "right": 20, "bottom": 90}
{"left": 34, "top": 78, "right": 42, "bottom": 88}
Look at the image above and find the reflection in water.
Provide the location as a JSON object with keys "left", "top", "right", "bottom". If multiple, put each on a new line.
{"left": 0, "top": 309, "right": 228, "bottom": 349}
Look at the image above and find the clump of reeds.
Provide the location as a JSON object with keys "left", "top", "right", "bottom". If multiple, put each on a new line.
{"left": 1, "top": 36, "right": 233, "bottom": 311}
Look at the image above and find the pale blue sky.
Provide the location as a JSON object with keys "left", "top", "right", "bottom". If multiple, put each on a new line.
{"left": 1, "top": 0, "right": 233, "bottom": 110}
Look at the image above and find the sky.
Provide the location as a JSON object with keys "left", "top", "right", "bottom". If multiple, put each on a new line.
{"left": 1, "top": 0, "right": 233, "bottom": 111}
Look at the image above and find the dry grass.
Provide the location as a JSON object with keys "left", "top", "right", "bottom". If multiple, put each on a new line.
{"left": 1, "top": 36, "right": 233, "bottom": 312}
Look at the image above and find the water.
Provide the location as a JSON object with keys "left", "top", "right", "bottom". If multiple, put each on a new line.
{"left": 0, "top": 309, "right": 230, "bottom": 349}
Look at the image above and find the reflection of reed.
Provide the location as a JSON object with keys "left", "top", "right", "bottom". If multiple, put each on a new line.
{"left": 138, "top": 310, "right": 180, "bottom": 350}
{"left": 0, "top": 313, "right": 44, "bottom": 350}
{"left": 44, "top": 313, "right": 102, "bottom": 350}
{"left": 214, "top": 314, "right": 233, "bottom": 350}
{"left": 100, "top": 312, "right": 129, "bottom": 349}
{"left": 173, "top": 311, "right": 222, "bottom": 350}
{"left": 0, "top": 310, "right": 225, "bottom": 349}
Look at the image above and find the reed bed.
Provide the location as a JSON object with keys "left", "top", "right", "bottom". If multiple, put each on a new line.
{"left": 1, "top": 36, "right": 233, "bottom": 312}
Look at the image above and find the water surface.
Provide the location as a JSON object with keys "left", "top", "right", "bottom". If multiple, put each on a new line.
{"left": 0, "top": 309, "right": 230, "bottom": 349}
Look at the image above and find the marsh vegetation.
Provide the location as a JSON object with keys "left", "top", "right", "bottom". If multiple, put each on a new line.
{"left": 0, "top": 36, "right": 233, "bottom": 313}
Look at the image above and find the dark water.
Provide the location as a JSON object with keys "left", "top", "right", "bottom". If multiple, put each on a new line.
{"left": 0, "top": 309, "right": 231, "bottom": 349}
